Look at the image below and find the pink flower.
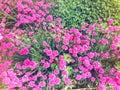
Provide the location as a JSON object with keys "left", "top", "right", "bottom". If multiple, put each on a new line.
{"left": 29, "top": 81, "right": 35, "bottom": 87}
{"left": 50, "top": 55, "right": 55, "bottom": 60}
{"left": 87, "top": 52, "right": 94, "bottom": 58}
{"left": 15, "top": 40, "right": 21, "bottom": 45}
{"left": 58, "top": 24, "right": 63, "bottom": 28}
{"left": 98, "top": 74, "right": 103, "bottom": 78}
{"left": 93, "top": 61, "right": 101, "bottom": 70}
{"left": 19, "top": 47, "right": 29, "bottom": 55}
{"left": 55, "top": 37, "right": 60, "bottom": 43}
{"left": 98, "top": 18, "right": 102, "bottom": 22}
{"left": 42, "top": 41, "right": 49, "bottom": 47}
{"left": 91, "top": 77, "right": 95, "bottom": 82}
{"left": 59, "top": 59, "right": 66, "bottom": 70}
{"left": 49, "top": 80, "right": 55, "bottom": 88}
{"left": 112, "top": 36, "right": 120, "bottom": 44}
{"left": 102, "top": 52, "right": 110, "bottom": 59}
{"left": 39, "top": 81, "right": 46, "bottom": 88}
{"left": 44, "top": 49, "right": 53, "bottom": 56}
{"left": 81, "top": 40, "right": 89, "bottom": 45}
{"left": 33, "top": 87, "right": 42, "bottom": 90}
{"left": 76, "top": 74, "right": 82, "bottom": 80}
{"left": 63, "top": 39, "right": 69, "bottom": 45}
{"left": 108, "top": 18, "right": 114, "bottom": 25}
{"left": 49, "top": 74, "right": 55, "bottom": 80}
{"left": 7, "top": 33, "right": 15, "bottom": 39}
{"left": 110, "top": 68, "right": 116, "bottom": 74}
{"left": 3, "top": 77, "right": 11, "bottom": 84}
{"left": 29, "top": 31, "right": 34, "bottom": 36}
{"left": 56, "top": 18, "right": 61, "bottom": 23}
{"left": 62, "top": 70, "right": 68, "bottom": 77}
{"left": 116, "top": 78, "right": 120, "bottom": 85}
{"left": 0, "top": 71, "right": 7, "bottom": 78}
{"left": 74, "top": 69, "right": 78, "bottom": 72}
{"left": 92, "top": 32, "right": 97, "bottom": 36}
{"left": 100, "top": 77, "right": 107, "bottom": 83}
{"left": 83, "top": 59, "right": 91, "bottom": 67}
{"left": 37, "top": 71, "right": 42, "bottom": 77}
{"left": 99, "top": 68, "right": 104, "bottom": 74}
{"left": 49, "top": 59, "right": 54, "bottom": 63}
{"left": 91, "top": 39, "right": 96, "bottom": 43}
{"left": 31, "top": 76, "right": 37, "bottom": 81}
{"left": 78, "top": 57, "right": 83, "bottom": 62}
{"left": 32, "top": 39, "right": 37, "bottom": 44}
{"left": 0, "top": 33, "right": 3, "bottom": 40}
{"left": 43, "top": 25, "right": 47, "bottom": 30}
{"left": 8, "top": 51, "right": 13, "bottom": 57}
{"left": 43, "top": 62, "right": 50, "bottom": 69}
{"left": 46, "top": 15, "right": 53, "bottom": 21}
{"left": 62, "top": 45, "right": 68, "bottom": 50}
{"left": 23, "top": 58, "right": 31, "bottom": 66}
{"left": 42, "top": 75, "right": 47, "bottom": 80}
{"left": 114, "top": 26, "right": 120, "bottom": 31}
{"left": 56, "top": 44, "right": 59, "bottom": 48}
{"left": 89, "top": 25, "right": 95, "bottom": 31}
{"left": 85, "top": 72, "right": 91, "bottom": 78}
{"left": 64, "top": 77, "right": 70, "bottom": 85}
{"left": 54, "top": 69, "right": 59, "bottom": 75}
{"left": 99, "top": 39, "right": 108, "bottom": 45}
{"left": 112, "top": 54, "right": 115, "bottom": 57}
{"left": 27, "top": 44, "right": 31, "bottom": 49}
{"left": 53, "top": 50, "right": 59, "bottom": 56}
{"left": 84, "top": 22, "right": 89, "bottom": 27}
{"left": 98, "top": 83, "right": 106, "bottom": 90}
{"left": 13, "top": 47, "right": 18, "bottom": 53}
{"left": 110, "top": 44, "right": 117, "bottom": 50}
{"left": 22, "top": 87, "right": 27, "bottom": 90}
{"left": 71, "top": 59, "right": 75, "bottom": 63}
{"left": 41, "top": 59, "right": 46, "bottom": 63}
{"left": 23, "top": 58, "right": 37, "bottom": 70}
{"left": 29, "top": 61, "right": 37, "bottom": 70}
{"left": 106, "top": 34, "right": 110, "bottom": 39}
{"left": 21, "top": 75, "right": 29, "bottom": 82}
{"left": 54, "top": 77, "right": 61, "bottom": 85}
{"left": 116, "top": 72, "right": 120, "bottom": 79}
{"left": 113, "top": 85, "right": 120, "bottom": 90}
{"left": 6, "top": 42, "right": 13, "bottom": 49}
{"left": 5, "top": 7, "right": 11, "bottom": 13}
{"left": 81, "top": 26, "right": 86, "bottom": 30}
{"left": 83, "top": 45, "right": 90, "bottom": 51}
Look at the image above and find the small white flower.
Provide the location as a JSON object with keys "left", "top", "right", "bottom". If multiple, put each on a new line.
{"left": 0, "top": 33, "right": 3, "bottom": 40}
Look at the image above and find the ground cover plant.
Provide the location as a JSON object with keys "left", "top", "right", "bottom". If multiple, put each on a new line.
{"left": 49, "top": 0, "right": 120, "bottom": 29}
{"left": 0, "top": 0, "right": 120, "bottom": 90}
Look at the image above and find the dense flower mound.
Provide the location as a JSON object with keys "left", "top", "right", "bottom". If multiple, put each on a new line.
{"left": 0, "top": 0, "right": 120, "bottom": 90}
{"left": 0, "top": 0, "right": 54, "bottom": 31}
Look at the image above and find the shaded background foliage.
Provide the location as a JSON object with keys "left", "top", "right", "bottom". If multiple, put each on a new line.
{"left": 49, "top": 0, "right": 120, "bottom": 29}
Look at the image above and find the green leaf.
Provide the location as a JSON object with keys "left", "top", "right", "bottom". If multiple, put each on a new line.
{"left": 117, "top": 43, "right": 120, "bottom": 47}
{"left": 66, "top": 66, "right": 73, "bottom": 76}
{"left": 63, "top": 53, "right": 72, "bottom": 63}
{"left": 51, "top": 64, "right": 56, "bottom": 70}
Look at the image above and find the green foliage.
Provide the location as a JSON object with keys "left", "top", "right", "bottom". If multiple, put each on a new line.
{"left": 102, "top": 0, "right": 120, "bottom": 26}
{"left": 66, "top": 66, "right": 73, "bottom": 76}
{"left": 114, "top": 60, "right": 120, "bottom": 71}
{"left": 49, "top": 0, "right": 104, "bottom": 29}
{"left": 49, "top": 0, "right": 120, "bottom": 29}
{"left": 30, "top": 30, "right": 55, "bottom": 61}
{"left": 63, "top": 54, "right": 72, "bottom": 64}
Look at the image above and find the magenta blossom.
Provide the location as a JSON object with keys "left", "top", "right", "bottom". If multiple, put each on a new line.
{"left": 19, "top": 47, "right": 29, "bottom": 55}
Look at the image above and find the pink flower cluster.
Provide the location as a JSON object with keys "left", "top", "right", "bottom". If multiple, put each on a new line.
{"left": 19, "top": 47, "right": 29, "bottom": 55}
{"left": 0, "top": 0, "right": 120, "bottom": 89}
